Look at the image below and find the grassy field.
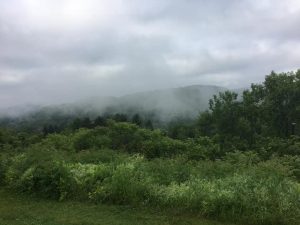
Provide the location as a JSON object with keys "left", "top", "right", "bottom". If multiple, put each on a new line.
{"left": 0, "top": 189, "right": 233, "bottom": 225}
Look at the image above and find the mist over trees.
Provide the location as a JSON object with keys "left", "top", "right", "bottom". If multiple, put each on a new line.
{"left": 1, "top": 69, "right": 299, "bottom": 154}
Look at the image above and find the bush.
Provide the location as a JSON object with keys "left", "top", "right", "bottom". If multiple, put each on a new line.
{"left": 72, "top": 128, "right": 111, "bottom": 151}
{"left": 71, "top": 148, "right": 127, "bottom": 164}
{"left": 18, "top": 161, "right": 75, "bottom": 200}
{"left": 41, "top": 133, "right": 73, "bottom": 152}
{"left": 0, "top": 153, "right": 10, "bottom": 184}
{"left": 67, "top": 163, "right": 113, "bottom": 199}
{"left": 255, "top": 136, "right": 300, "bottom": 159}
{"left": 89, "top": 155, "right": 151, "bottom": 205}
{"left": 139, "top": 157, "right": 192, "bottom": 185}
{"left": 186, "top": 137, "right": 223, "bottom": 160}
{"left": 273, "top": 155, "right": 300, "bottom": 181}
{"left": 141, "top": 137, "right": 188, "bottom": 158}
{"left": 224, "top": 151, "right": 261, "bottom": 166}
{"left": 5, "top": 148, "right": 75, "bottom": 200}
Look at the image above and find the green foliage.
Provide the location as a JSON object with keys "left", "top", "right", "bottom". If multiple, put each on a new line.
{"left": 41, "top": 133, "right": 73, "bottom": 151}
{"left": 197, "top": 111, "right": 215, "bottom": 137}
{"left": 168, "top": 121, "right": 197, "bottom": 140}
{"left": 263, "top": 71, "right": 300, "bottom": 137}
{"left": 0, "top": 153, "right": 10, "bottom": 184}
{"left": 131, "top": 113, "right": 142, "bottom": 126}
{"left": 198, "top": 70, "right": 300, "bottom": 153}
{"left": 268, "top": 155, "right": 300, "bottom": 181}
{"left": 1, "top": 69, "right": 300, "bottom": 225}
{"left": 139, "top": 157, "right": 192, "bottom": 185}
{"left": 107, "top": 121, "right": 140, "bottom": 151}
{"left": 255, "top": 136, "right": 300, "bottom": 159}
{"left": 66, "top": 162, "right": 113, "bottom": 200}
{"left": 70, "top": 148, "right": 127, "bottom": 164}
{"left": 145, "top": 119, "right": 154, "bottom": 130}
{"left": 2, "top": 145, "right": 299, "bottom": 224}
{"left": 140, "top": 135, "right": 187, "bottom": 158}
{"left": 186, "top": 136, "right": 222, "bottom": 160}
{"left": 107, "top": 121, "right": 187, "bottom": 158}
{"left": 90, "top": 156, "right": 150, "bottom": 205}
{"left": 72, "top": 128, "right": 111, "bottom": 151}
{"left": 5, "top": 148, "right": 75, "bottom": 200}
{"left": 0, "top": 128, "right": 32, "bottom": 151}
{"left": 224, "top": 151, "right": 261, "bottom": 166}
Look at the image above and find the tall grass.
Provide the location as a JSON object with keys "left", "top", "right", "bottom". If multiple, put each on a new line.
{"left": 2, "top": 149, "right": 300, "bottom": 225}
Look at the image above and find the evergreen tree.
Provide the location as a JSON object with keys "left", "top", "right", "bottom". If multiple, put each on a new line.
{"left": 132, "top": 114, "right": 142, "bottom": 126}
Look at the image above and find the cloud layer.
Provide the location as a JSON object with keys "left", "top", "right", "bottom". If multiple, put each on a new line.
{"left": 1, "top": 0, "right": 300, "bottom": 107}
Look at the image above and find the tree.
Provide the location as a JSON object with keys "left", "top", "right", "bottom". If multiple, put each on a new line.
{"left": 262, "top": 70, "right": 300, "bottom": 137}
{"left": 132, "top": 114, "right": 142, "bottom": 126}
{"left": 113, "top": 113, "right": 128, "bottom": 122}
{"left": 197, "top": 69, "right": 300, "bottom": 151}
{"left": 197, "top": 110, "right": 215, "bottom": 137}
{"left": 71, "top": 118, "right": 82, "bottom": 130}
{"left": 81, "top": 117, "right": 92, "bottom": 129}
{"left": 94, "top": 116, "right": 106, "bottom": 127}
{"left": 145, "top": 119, "right": 154, "bottom": 130}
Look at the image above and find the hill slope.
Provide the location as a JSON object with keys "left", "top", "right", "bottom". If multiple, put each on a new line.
{"left": 79, "top": 85, "right": 228, "bottom": 121}
{"left": 0, "top": 85, "right": 232, "bottom": 129}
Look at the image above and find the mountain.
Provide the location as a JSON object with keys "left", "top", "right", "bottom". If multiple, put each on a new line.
{"left": 0, "top": 85, "right": 238, "bottom": 129}
{"left": 0, "top": 104, "right": 42, "bottom": 117}
{"left": 70, "top": 85, "right": 229, "bottom": 121}
{"left": 117, "top": 85, "right": 228, "bottom": 120}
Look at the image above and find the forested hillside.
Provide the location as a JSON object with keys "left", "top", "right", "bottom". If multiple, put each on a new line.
{"left": 0, "top": 85, "right": 229, "bottom": 132}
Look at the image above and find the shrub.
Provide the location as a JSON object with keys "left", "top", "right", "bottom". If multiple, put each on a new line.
{"left": 107, "top": 121, "right": 139, "bottom": 151}
{"left": 71, "top": 148, "right": 127, "bottom": 164}
{"left": 0, "top": 153, "right": 10, "bottom": 184}
{"left": 272, "top": 155, "right": 300, "bottom": 181}
{"left": 255, "top": 136, "right": 300, "bottom": 159}
{"left": 89, "top": 155, "right": 151, "bottom": 205}
{"left": 41, "top": 133, "right": 73, "bottom": 152}
{"left": 5, "top": 148, "right": 75, "bottom": 200}
{"left": 224, "top": 151, "right": 261, "bottom": 166}
{"left": 67, "top": 163, "right": 113, "bottom": 199}
{"left": 187, "top": 137, "right": 222, "bottom": 160}
{"left": 141, "top": 138, "right": 187, "bottom": 158}
{"left": 18, "top": 161, "right": 75, "bottom": 200}
{"left": 72, "top": 128, "right": 111, "bottom": 151}
{"left": 139, "top": 157, "right": 192, "bottom": 185}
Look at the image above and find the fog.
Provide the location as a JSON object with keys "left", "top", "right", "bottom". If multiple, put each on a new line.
{"left": 0, "top": 0, "right": 300, "bottom": 109}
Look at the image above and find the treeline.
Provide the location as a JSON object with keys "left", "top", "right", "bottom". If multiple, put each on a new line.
{"left": 68, "top": 113, "right": 153, "bottom": 131}
{"left": 1, "top": 70, "right": 299, "bottom": 158}
{"left": 0, "top": 110, "right": 156, "bottom": 135}
{"left": 40, "top": 70, "right": 300, "bottom": 149}
{"left": 197, "top": 70, "right": 300, "bottom": 151}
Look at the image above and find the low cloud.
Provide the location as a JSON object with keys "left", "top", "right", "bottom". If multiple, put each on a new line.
{"left": 0, "top": 0, "right": 299, "bottom": 108}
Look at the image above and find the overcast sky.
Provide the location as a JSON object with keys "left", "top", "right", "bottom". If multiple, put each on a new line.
{"left": 0, "top": 0, "right": 300, "bottom": 108}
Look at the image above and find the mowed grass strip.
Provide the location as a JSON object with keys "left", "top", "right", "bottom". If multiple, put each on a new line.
{"left": 0, "top": 189, "right": 232, "bottom": 225}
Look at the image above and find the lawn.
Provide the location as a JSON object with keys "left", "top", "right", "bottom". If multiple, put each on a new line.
{"left": 0, "top": 189, "right": 233, "bottom": 225}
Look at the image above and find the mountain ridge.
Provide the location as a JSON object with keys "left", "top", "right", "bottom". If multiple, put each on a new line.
{"left": 0, "top": 85, "right": 244, "bottom": 124}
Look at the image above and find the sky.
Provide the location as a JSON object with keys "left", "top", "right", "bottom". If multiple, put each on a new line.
{"left": 0, "top": 0, "right": 300, "bottom": 108}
